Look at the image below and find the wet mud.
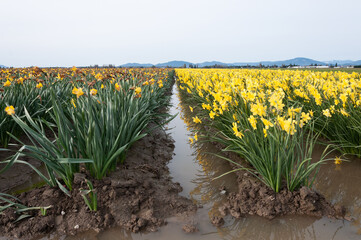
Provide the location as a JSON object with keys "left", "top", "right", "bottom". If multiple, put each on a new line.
{"left": 0, "top": 126, "right": 197, "bottom": 239}
{"left": 219, "top": 172, "right": 345, "bottom": 220}
{"left": 211, "top": 150, "right": 347, "bottom": 222}
{"left": 0, "top": 139, "right": 44, "bottom": 193}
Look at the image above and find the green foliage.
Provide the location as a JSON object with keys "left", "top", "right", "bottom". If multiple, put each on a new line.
{"left": 291, "top": 89, "right": 361, "bottom": 158}
{"left": 0, "top": 192, "right": 51, "bottom": 221}
{"left": 178, "top": 83, "right": 331, "bottom": 193}
{"left": 1, "top": 69, "right": 174, "bottom": 194}
{"left": 214, "top": 112, "right": 329, "bottom": 192}
{"left": 80, "top": 179, "right": 97, "bottom": 211}
{"left": 3, "top": 107, "right": 93, "bottom": 193}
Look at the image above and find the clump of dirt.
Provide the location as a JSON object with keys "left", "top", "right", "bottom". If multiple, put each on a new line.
{"left": 0, "top": 127, "right": 197, "bottom": 239}
{"left": 194, "top": 130, "right": 346, "bottom": 221}
{"left": 210, "top": 216, "right": 224, "bottom": 227}
{"left": 218, "top": 153, "right": 346, "bottom": 220}
{"left": 182, "top": 223, "right": 198, "bottom": 233}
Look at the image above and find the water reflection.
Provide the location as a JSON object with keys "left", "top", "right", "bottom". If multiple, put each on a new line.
{"left": 312, "top": 145, "right": 361, "bottom": 235}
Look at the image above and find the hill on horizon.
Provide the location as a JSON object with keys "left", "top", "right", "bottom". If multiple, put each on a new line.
{"left": 4, "top": 58, "right": 361, "bottom": 69}
{"left": 120, "top": 57, "right": 361, "bottom": 68}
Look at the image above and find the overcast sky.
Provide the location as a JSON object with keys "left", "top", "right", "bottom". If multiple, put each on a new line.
{"left": 1, "top": 0, "right": 360, "bottom": 67}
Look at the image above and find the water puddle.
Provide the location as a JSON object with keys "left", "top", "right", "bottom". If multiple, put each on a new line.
{"left": 6, "top": 85, "right": 361, "bottom": 240}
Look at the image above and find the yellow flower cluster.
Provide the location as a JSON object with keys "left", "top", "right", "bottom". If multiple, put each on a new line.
{"left": 5, "top": 106, "right": 15, "bottom": 116}
{"left": 0, "top": 67, "right": 169, "bottom": 91}
{"left": 176, "top": 69, "right": 361, "bottom": 137}
{"left": 1, "top": 67, "right": 170, "bottom": 125}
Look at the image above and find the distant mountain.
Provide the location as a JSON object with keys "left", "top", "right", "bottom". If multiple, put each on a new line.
{"left": 119, "top": 58, "right": 361, "bottom": 68}
{"left": 350, "top": 60, "right": 361, "bottom": 65}
{"left": 197, "top": 61, "right": 229, "bottom": 67}
{"left": 230, "top": 58, "right": 326, "bottom": 67}
{"left": 155, "top": 61, "right": 193, "bottom": 68}
{"left": 120, "top": 63, "right": 154, "bottom": 67}
{"left": 175, "top": 58, "right": 327, "bottom": 67}
{"left": 324, "top": 60, "right": 361, "bottom": 66}
{"left": 0, "top": 65, "right": 6, "bottom": 68}
{"left": 260, "top": 57, "right": 326, "bottom": 66}
{"left": 324, "top": 60, "right": 354, "bottom": 65}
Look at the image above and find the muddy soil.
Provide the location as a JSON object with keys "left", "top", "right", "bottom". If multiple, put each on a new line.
{"left": 0, "top": 138, "right": 47, "bottom": 193}
{"left": 216, "top": 151, "right": 346, "bottom": 222}
{"left": 0, "top": 154, "right": 41, "bottom": 193}
{"left": 0, "top": 126, "right": 197, "bottom": 239}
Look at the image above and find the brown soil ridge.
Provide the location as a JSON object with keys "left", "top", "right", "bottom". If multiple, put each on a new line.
{"left": 0, "top": 126, "right": 197, "bottom": 239}
{"left": 218, "top": 151, "right": 346, "bottom": 221}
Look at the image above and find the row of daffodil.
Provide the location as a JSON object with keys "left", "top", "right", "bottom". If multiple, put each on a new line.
{"left": 176, "top": 69, "right": 315, "bottom": 137}
{"left": 1, "top": 67, "right": 172, "bottom": 190}
{"left": 175, "top": 68, "right": 361, "bottom": 192}
{"left": 177, "top": 69, "right": 361, "bottom": 155}
{"left": 0, "top": 67, "right": 168, "bottom": 148}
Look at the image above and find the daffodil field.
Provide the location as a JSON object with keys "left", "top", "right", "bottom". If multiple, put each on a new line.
{"left": 2, "top": 65, "right": 361, "bottom": 229}
{"left": 0, "top": 67, "right": 173, "bottom": 193}
{"left": 176, "top": 69, "right": 361, "bottom": 192}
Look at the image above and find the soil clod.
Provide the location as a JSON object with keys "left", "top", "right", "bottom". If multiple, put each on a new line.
{"left": 182, "top": 223, "right": 198, "bottom": 233}
{"left": 219, "top": 162, "right": 346, "bottom": 220}
{"left": 210, "top": 216, "right": 224, "bottom": 227}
